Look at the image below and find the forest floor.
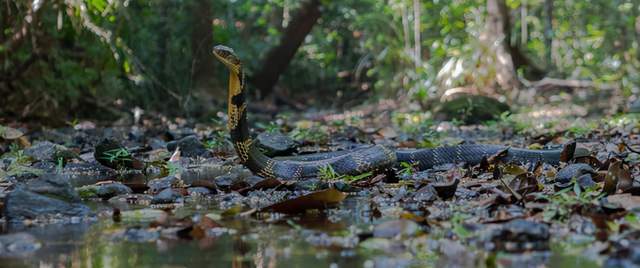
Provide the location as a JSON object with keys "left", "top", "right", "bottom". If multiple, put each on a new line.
{"left": 0, "top": 92, "right": 639, "bottom": 267}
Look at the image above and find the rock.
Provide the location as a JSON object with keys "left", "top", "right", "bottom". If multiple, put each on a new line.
{"left": 4, "top": 187, "right": 90, "bottom": 221}
{"left": 77, "top": 182, "right": 132, "bottom": 200}
{"left": 434, "top": 94, "right": 510, "bottom": 124}
{"left": 108, "top": 194, "right": 153, "bottom": 208}
{"left": 24, "top": 141, "right": 77, "bottom": 162}
{"left": 606, "top": 240, "right": 640, "bottom": 267}
{"left": 31, "top": 161, "right": 57, "bottom": 173}
{"left": 61, "top": 162, "right": 118, "bottom": 187}
{"left": 0, "top": 126, "right": 24, "bottom": 140}
{"left": 180, "top": 164, "right": 251, "bottom": 186}
{"left": 214, "top": 174, "right": 235, "bottom": 188}
{"left": 255, "top": 132, "right": 297, "bottom": 157}
{"left": 120, "top": 208, "right": 167, "bottom": 224}
{"left": 576, "top": 173, "right": 596, "bottom": 189}
{"left": 147, "top": 175, "right": 179, "bottom": 194}
{"left": 115, "top": 228, "right": 160, "bottom": 242}
{"left": 148, "top": 138, "right": 167, "bottom": 150}
{"left": 165, "top": 128, "right": 197, "bottom": 141}
{"left": 25, "top": 175, "right": 80, "bottom": 202}
{"left": 292, "top": 178, "right": 328, "bottom": 191}
{"left": 412, "top": 185, "right": 438, "bottom": 202}
{"left": 0, "top": 233, "right": 41, "bottom": 257}
{"left": 152, "top": 188, "right": 182, "bottom": 204}
{"left": 373, "top": 220, "right": 420, "bottom": 238}
{"left": 555, "top": 163, "right": 596, "bottom": 184}
{"left": 490, "top": 219, "right": 550, "bottom": 252}
{"left": 187, "top": 187, "right": 211, "bottom": 196}
{"left": 166, "top": 135, "right": 208, "bottom": 157}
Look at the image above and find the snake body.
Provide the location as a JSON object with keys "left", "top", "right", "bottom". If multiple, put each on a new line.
{"left": 213, "top": 45, "right": 574, "bottom": 180}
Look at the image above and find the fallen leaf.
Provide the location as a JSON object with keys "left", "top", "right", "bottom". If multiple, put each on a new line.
{"left": 603, "top": 159, "right": 632, "bottom": 194}
{"left": 238, "top": 178, "right": 282, "bottom": 195}
{"left": 262, "top": 188, "right": 346, "bottom": 214}
{"left": 432, "top": 178, "right": 459, "bottom": 200}
{"left": 503, "top": 164, "right": 527, "bottom": 176}
{"left": 605, "top": 194, "right": 640, "bottom": 210}
{"left": 487, "top": 148, "right": 509, "bottom": 164}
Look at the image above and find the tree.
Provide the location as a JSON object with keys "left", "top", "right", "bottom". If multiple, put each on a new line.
{"left": 482, "top": 0, "right": 522, "bottom": 92}
{"left": 250, "top": 0, "right": 322, "bottom": 99}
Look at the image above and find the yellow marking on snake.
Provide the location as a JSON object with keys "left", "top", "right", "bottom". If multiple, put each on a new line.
{"left": 235, "top": 138, "right": 253, "bottom": 162}
{"left": 227, "top": 102, "right": 247, "bottom": 130}
{"left": 257, "top": 159, "right": 276, "bottom": 178}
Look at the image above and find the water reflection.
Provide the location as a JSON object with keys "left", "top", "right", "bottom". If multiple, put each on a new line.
{"left": 0, "top": 197, "right": 602, "bottom": 267}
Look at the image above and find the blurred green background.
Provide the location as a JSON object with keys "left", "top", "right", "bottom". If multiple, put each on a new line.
{"left": 1, "top": 0, "right": 638, "bottom": 122}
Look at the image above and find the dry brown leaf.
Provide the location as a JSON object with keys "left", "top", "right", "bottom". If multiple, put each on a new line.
{"left": 606, "top": 194, "right": 640, "bottom": 210}
{"left": 262, "top": 188, "right": 346, "bottom": 214}
{"left": 603, "top": 159, "right": 632, "bottom": 194}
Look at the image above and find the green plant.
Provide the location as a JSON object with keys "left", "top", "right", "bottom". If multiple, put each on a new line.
{"left": 66, "top": 118, "right": 80, "bottom": 128}
{"left": 100, "top": 148, "right": 132, "bottom": 163}
{"left": 542, "top": 180, "right": 603, "bottom": 222}
{"left": 256, "top": 122, "right": 280, "bottom": 133}
{"left": 344, "top": 172, "right": 373, "bottom": 183}
{"left": 204, "top": 132, "right": 231, "bottom": 150}
{"left": 450, "top": 212, "right": 473, "bottom": 239}
{"left": 289, "top": 127, "right": 329, "bottom": 144}
{"left": 318, "top": 164, "right": 343, "bottom": 180}
{"left": 56, "top": 157, "right": 64, "bottom": 173}
{"left": 398, "top": 161, "right": 418, "bottom": 177}
{"left": 165, "top": 161, "right": 181, "bottom": 176}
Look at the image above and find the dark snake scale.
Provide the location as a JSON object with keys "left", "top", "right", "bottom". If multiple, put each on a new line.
{"left": 213, "top": 45, "right": 575, "bottom": 180}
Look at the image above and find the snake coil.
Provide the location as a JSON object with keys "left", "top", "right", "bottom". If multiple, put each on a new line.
{"left": 213, "top": 45, "right": 574, "bottom": 180}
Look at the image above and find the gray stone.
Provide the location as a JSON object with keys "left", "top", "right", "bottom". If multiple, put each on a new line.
{"left": 4, "top": 188, "right": 91, "bottom": 221}
{"left": 25, "top": 175, "right": 80, "bottom": 202}
{"left": 61, "top": 162, "right": 117, "bottom": 187}
{"left": 166, "top": 135, "right": 208, "bottom": 157}
{"left": 147, "top": 175, "right": 178, "bottom": 194}
{"left": 152, "top": 188, "right": 182, "bottom": 204}
{"left": 187, "top": 187, "right": 211, "bottom": 196}
{"left": 256, "top": 132, "right": 297, "bottom": 157}
{"left": 555, "top": 163, "right": 596, "bottom": 184}
{"left": 24, "top": 141, "right": 75, "bottom": 162}
{"left": 373, "top": 220, "right": 420, "bottom": 238}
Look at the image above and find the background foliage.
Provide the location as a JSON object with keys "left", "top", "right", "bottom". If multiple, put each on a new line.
{"left": 1, "top": 0, "right": 638, "bottom": 121}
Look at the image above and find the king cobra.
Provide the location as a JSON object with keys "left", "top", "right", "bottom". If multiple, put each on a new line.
{"left": 213, "top": 45, "right": 574, "bottom": 180}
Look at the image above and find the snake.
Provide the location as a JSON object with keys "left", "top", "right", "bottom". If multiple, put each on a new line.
{"left": 212, "top": 45, "right": 575, "bottom": 180}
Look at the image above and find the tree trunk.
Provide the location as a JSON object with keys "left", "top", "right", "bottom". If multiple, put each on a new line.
{"left": 635, "top": 15, "right": 640, "bottom": 61}
{"left": 543, "top": 0, "right": 553, "bottom": 67}
{"left": 251, "top": 0, "right": 322, "bottom": 98}
{"left": 190, "top": 0, "right": 215, "bottom": 92}
{"left": 401, "top": 1, "right": 411, "bottom": 57}
{"left": 413, "top": 0, "right": 421, "bottom": 68}
{"left": 500, "top": 0, "right": 545, "bottom": 80}
{"left": 482, "top": 0, "right": 522, "bottom": 92}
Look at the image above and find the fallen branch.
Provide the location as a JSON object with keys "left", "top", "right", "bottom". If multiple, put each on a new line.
{"left": 527, "top": 77, "right": 618, "bottom": 91}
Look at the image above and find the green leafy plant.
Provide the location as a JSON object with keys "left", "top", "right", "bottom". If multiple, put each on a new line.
{"left": 542, "top": 180, "right": 603, "bottom": 222}
{"left": 56, "top": 157, "right": 64, "bottom": 173}
{"left": 318, "top": 164, "right": 343, "bottom": 181}
{"left": 165, "top": 161, "right": 181, "bottom": 176}
{"left": 344, "top": 172, "right": 373, "bottom": 183}
{"left": 398, "top": 161, "right": 418, "bottom": 177}
{"left": 289, "top": 127, "right": 329, "bottom": 144}
{"left": 450, "top": 212, "right": 473, "bottom": 239}
{"left": 204, "top": 132, "right": 231, "bottom": 150}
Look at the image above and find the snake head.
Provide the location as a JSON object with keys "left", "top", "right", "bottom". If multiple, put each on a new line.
{"left": 213, "top": 45, "right": 242, "bottom": 73}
